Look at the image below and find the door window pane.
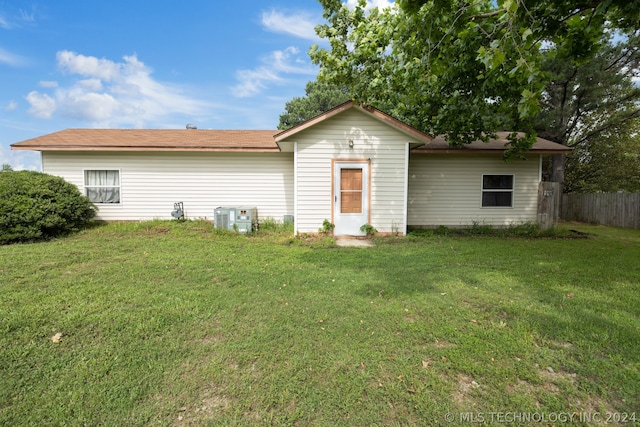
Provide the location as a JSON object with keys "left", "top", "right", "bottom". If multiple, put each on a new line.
{"left": 340, "top": 168, "right": 362, "bottom": 213}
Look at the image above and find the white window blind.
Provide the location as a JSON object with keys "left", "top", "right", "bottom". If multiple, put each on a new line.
{"left": 84, "top": 170, "right": 120, "bottom": 204}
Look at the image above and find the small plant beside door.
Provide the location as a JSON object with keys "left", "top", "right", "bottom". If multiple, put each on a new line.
{"left": 319, "top": 219, "right": 335, "bottom": 234}
{"left": 360, "top": 223, "right": 377, "bottom": 237}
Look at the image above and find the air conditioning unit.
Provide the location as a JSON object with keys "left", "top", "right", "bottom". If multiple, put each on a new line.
{"left": 214, "top": 207, "right": 258, "bottom": 233}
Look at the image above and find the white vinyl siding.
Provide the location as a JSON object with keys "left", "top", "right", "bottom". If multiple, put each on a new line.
{"left": 42, "top": 151, "right": 293, "bottom": 221}
{"left": 408, "top": 154, "right": 541, "bottom": 227}
{"left": 286, "top": 108, "right": 410, "bottom": 234}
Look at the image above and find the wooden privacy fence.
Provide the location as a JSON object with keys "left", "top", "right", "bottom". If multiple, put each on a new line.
{"left": 561, "top": 193, "right": 640, "bottom": 229}
{"left": 538, "top": 182, "right": 561, "bottom": 230}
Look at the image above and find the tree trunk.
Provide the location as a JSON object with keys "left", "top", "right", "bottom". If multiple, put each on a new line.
{"left": 551, "top": 154, "right": 566, "bottom": 185}
{"left": 550, "top": 153, "right": 566, "bottom": 223}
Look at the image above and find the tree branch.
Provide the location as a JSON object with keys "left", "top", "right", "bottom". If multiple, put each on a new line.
{"left": 572, "top": 107, "right": 640, "bottom": 146}
{"left": 471, "top": 10, "right": 501, "bottom": 19}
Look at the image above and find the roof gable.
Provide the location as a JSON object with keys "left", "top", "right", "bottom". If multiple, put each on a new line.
{"left": 274, "top": 101, "right": 433, "bottom": 149}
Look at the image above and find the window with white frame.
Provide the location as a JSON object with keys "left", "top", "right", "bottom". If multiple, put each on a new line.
{"left": 481, "top": 174, "right": 513, "bottom": 207}
{"left": 84, "top": 170, "right": 120, "bottom": 204}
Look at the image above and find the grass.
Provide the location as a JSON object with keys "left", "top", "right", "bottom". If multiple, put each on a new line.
{"left": 1, "top": 221, "right": 639, "bottom": 426}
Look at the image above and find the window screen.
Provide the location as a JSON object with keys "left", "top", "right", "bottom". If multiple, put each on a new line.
{"left": 482, "top": 175, "right": 513, "bottom": 207}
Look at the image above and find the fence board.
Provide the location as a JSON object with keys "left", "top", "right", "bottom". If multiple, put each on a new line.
{"left": 561, "top": 193, "right": 640, "bottom": 229}
{"left": 538, "top": 182, "right": 561, "bottom": 229}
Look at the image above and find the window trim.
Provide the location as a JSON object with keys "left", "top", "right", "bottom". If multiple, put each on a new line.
{"left": 481, "top": 174, "right": 514, "bottom": 208}
{"left": 83, "top": 169, "right": 122, "bottom": 205}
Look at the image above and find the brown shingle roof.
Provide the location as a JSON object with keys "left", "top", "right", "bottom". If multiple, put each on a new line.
{"left": 11, "top": 129, "right": 281, "bottom": 152}
{"left": 412, "top": 132, "right": 572, "bottom": 154}
{"left": 11, "top": 123, "right": 570, "bottom": 155}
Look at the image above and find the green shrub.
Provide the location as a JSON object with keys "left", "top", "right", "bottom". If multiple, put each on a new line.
{"left": 254, "top": 217, "right": 294, "bottom": 236}
{"left": 318, "top": 219, "right": 335, "bottom": 233}
{"left": 505, "top": 221, "right": 541, "bottom": 237}
{"left": 0, "top": 171, "right": 96, "bottom": 244}
{"left": 434, "top": 225, "right": 450, "bottom": 236}
{"left": 469, "top": 220, "right": 493, "bottom": 234}
{"left": 359, "top": 223, "right": 378, "bottom": 236}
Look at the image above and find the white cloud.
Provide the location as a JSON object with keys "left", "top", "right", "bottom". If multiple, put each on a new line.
{"left": 26, "top": 91, "right": 56, "bottom": 119}
{"left": 345, "top": 0, "right": 395, "bottom": 11}
{"left": 5, "top": 100, "right": 17, "bottom": 111}
{"left": 25, "top": 51, "right": 213, "bottom": 127}
{"left": 0, "top": 47, "right": 26, "bottom": 66}
{"left": 261, "top": 10, "right": 321, "bottom": 42}
{"left": 0, "top": 6, "right": 37, "bottom": 30}
{"left": 0, "top": 144, "right": 40, "bottom": 171}
{"left": 57, "top": 50, "right": 121, "bottom": 81}
{"left": 270, "top": 47, "right": 313, "bottom": 73}
{"left": 233, "top": 69, "right": 282, "bottom": 98}
{"left": 232, "top": 47, "right": 317, "bottom": 98}
{"left": 19, "top": 8, "right": 36, "bottom": 23}
{"left": 77, "top": 78, "right": 102, "bottom": 91}
{"left": 59, "top": 90, "right": 118, "bottom": 122}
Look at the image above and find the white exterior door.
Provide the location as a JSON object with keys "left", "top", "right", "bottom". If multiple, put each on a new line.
{"left": 333, "top": 161, "right": 369, "bottom": 236}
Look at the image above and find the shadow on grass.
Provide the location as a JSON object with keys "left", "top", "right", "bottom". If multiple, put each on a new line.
{"left": 295, "top": 230, "right": 640, "bottom": 409}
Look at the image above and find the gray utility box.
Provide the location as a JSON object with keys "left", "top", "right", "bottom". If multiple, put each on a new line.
{"left": 214, "top": 207, "right": 258, "bottom": 233}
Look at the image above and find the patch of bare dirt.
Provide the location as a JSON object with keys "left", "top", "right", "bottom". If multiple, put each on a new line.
{"left": 174, "top": 385, "right": 231, "bottom": 426}
{"left": 452, "top": 374, "right": 481, "bottom": 408}
{"left": 434, "top": 339, "right": 456, "bottom": 348}
{"left": 199, "top": 334, "right": 223, "bottom": 345}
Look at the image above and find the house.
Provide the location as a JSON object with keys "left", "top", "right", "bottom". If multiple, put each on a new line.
{"left": 11, "top": 101, "right": 571, "bottom": 236}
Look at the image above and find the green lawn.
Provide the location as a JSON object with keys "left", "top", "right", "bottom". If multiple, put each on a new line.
{"left": 1, "top": 222, "right": 639, "bottom": 426}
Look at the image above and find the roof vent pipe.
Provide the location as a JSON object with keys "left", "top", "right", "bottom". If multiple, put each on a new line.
{"left": 186, "top": 124, "right": 197, "bottom": 130}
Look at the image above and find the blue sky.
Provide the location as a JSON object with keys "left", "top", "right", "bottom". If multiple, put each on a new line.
{"left": 1, "top": 0, "right": 393, "bottom": 170}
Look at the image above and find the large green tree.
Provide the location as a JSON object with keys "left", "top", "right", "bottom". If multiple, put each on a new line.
{"left": 563, "top": 118, "right": 640, "bottom": 193}
{"left": 278, "top": 80, "right": 350, "bottom": 130}
{"left": 310, "top": 0, "right": 640, "bottom": 159}
{"left": 535, "top": 31, "right": 640, "bottom": 185}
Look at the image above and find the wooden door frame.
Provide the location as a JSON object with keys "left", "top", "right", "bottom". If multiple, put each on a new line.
{"left": 331, "top": 158, "right": 372, "bottom": 231}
